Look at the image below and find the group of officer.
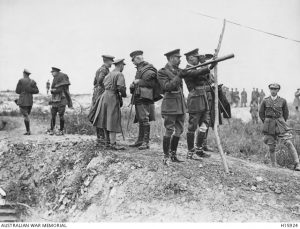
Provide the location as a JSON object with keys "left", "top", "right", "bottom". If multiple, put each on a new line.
{"left": 88, "top": 48, "right": 231, "bottom": 164}
{"left": 14, "top": 48, "right": 300, "bottom": 171}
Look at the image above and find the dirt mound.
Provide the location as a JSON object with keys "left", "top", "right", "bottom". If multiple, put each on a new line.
{"left": 1, "top": 138, "right": 300, "bottom": 222}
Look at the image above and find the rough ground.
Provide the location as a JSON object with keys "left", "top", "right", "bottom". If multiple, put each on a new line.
{"left": 0, "top": 116, "right": 300, "bottom": 222}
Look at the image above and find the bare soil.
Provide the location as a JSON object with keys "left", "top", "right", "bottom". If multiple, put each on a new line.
{"left": 0, "top": 116, "right": 300, "bottom": 222}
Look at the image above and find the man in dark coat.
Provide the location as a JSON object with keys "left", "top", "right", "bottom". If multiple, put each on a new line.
{"left": 183, "top": 49, "right": 216, "bottom": 159}
{"left": 259, "top": 83, "right": 300, "bottom": 171}
{"left": 129, "top": 50, "right": 162, "bottom": 150}
{"left": 241, "top": 88, "right": 247, "bottom": 107}
{"left": 48, "top": 67, "right": 73, "bottom": 136}
{"left": 15, "top": 69, "right": 39, "bottom": 135}
{"left": 89, "top": 54, "right": 114, "bottom": 145}
{"left": 157, "top": 49, "right": 187, "bottom": 164}
{"left": 94, "top": 59, "right": 127, "bottom": 150}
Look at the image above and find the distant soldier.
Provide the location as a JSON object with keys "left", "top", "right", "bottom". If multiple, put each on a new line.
{"left": 157, "top": 49, "right": 187, "bottom": 164}
{"left": 46, "top": 80, "right": 50, "bottom": 95}
{"left": 241, "top": 88, "right": 247, "bottom": 107}
{"left": 183, "top": 49, "right": 217, "bottom": 159}
{"left": 259, "top": 89, "right": 265, "bottom": 104}
{"left": 129, "top": 50, "right": 162, "bottom": 150}
{"left": 250, "top": 100, "right": 259, "bottom": 124}
{"left": 234, "top": 88, "right": 240, "bottom": 107}
{"left": 259, "top": 83, "right": 300, "bottom": 171}
{"left": 230, "top": 88, "right": 234, "bottom": 105}
{"left": 293, "top": 88, "right": 300, "bottom": 112}
{"left": 95, "top": 59, "right": 127, "bottom": 150}
{"left": 88, "top": 54, "right": 115, "bottom": 145}
{"left": 225, "top": 87, "right": 232, "bottom": 105}
{"left": 15, "top": 69, "right": 39, "bottom": 135}
{"left": 49, "top": 67, "right": 73, "bottom": 136}
{"left": 251, "top": 88, "right": 258, "bottom": 103}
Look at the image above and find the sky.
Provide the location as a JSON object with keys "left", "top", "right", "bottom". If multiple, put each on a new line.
{"left": 0, "top": 0, "right": 300, "bottom": 102}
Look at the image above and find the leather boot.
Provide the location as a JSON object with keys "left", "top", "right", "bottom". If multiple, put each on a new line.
{"left": 186, "top": 132, "right": 195, "bottom": 159}
{"left": 24, "top": 120, "right": 31, "bottom": 135}
{"left": 202, "top": 130, "right": 213, "bottom": 152}
{"left": 129, "top": 124, "right": 144, "bottom": 147}
{"left": 60, "top": 119, "right": 65, "bottom": 132}
{"left": 96, "top": 128, "right": 105, "bottom": 145}
{"left": 170, "top": 135, "right": 181, "bottom": 162}
{"left": 138, "top": 125, "right": 150, "bottom": 150}
{"left": 109, "top": 142, "right": 125, "bottom": 150}
{"left": 285, "top": 141, "right": 300, "bottom": 169}
{"left": 104, "top": 130, "right": 110, "bottom": 148}
{"left": 195, "top": 131, "right": 211, "bottom": 158}
{"left": 163, "top": 136, "right": 171, "bottom": 165}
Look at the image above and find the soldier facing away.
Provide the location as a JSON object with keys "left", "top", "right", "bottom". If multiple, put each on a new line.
{"left": 293, "top": 88, "right": 300, "bottom": 112}
{"left": 234, "top": 88, "right": 240, "bottom": 107}
{"left": 129, "top": 50, "right": 162, "bottom": 150}
{"left": 15, "top": 69, "right": 39, "bottom": 135}
{"left": 94, "top": 59, "right": 127, "bottom": 150}
{"left": 48, "top": 67, "right": 73, "bottom": 136}
{"left": 88, "top": 54, "right": 115, "bottom": 145}
{"left": 183, "top": 49, "right": 217, "bottom": 159}
{"left": 251, "top": 88, "right": 258, "bottom": 103}
{"left": 241, "top": 88, "right": 247, "bottom": 107}
{"left": 259, "top": 83, "right": 300, "bottom": 171}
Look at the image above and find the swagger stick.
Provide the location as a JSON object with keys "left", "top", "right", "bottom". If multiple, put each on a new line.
{"left": 213, "top": 19, "right": 229, "bottom": 173}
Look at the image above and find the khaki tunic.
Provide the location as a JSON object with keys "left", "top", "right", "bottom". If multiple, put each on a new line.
{"left": 259, "top": 96, "right": 290, "bottom": 135}
{"left": 95, "top": 70, "right": 126, "bottom": 132}
{"left": 15, "top": 77, "right": 39, "bottom": 106}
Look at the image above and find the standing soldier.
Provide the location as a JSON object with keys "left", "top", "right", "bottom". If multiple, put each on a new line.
{"left": 88, "top": 54, "right": 115, "bottom": 145}
{"left": 259, "top": 83, "right": 300, "bottom": 171}
{"left": 157, "top": 49, "right": 187, "bottom": 164}
{"left": 293, "top": 88, "right": 300, "bottom": 112}
{"left": 46, "top": 80, "right": 50, "bottom": 95}
{"left": 251, "top": 88, "right": 258, "bottom": 103}
{"left": 234, "top": 88, "right": 240, "bottom": 107}
{"left": 241, "top": 88, "right": 247, "bottom": 107}
{"left": 95, "top": 59, "right": 127, "bottom": 150}
{"left": 183, "top": 49, "right": 216, "bottom": 159}
{"left": 250, "top": 100, "right": 259, "bottom": 124}
{"left": 129, "top": 50, "right": 162, "bottom": 150}
{"left": 15, "top": 69, "right": 39, "bottom": 135}
{"left": 259, "top": 89, "right": 265, "bottom": 105}
{"left": 48, "top": 67, "right": 73, "bottom": 136}
{"left": 230, "top": 88, "right": 234, "bottom": 105}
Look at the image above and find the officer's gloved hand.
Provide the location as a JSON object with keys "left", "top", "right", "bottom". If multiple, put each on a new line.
{"left": 130, "top": 83, "right": 135, "bottom": 94}
{"left": 179, "top": 69, "right": 188, "bottom": 78}
{"left": 209, "top": 62, "right": 218, "bottom": 70}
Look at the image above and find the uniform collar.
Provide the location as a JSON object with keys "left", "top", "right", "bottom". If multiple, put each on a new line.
{"left": 271, "top": 95, "right": 278, "bottom": 100}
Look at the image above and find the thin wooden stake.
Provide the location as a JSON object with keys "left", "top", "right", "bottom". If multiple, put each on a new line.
{"left": 214, "top": 19, "right": 229, "bottom": 173}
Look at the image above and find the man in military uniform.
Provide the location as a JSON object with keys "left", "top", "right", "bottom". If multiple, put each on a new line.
{"left": 250, "top": 100, "right": 259, "bottom": 124}
{"left": 129, "top": 50, "right": 162, "bottom": 150}
{"left": 46, "top": 80, "right": 50, "bottom": 95}
{"left": 183, "top": 49, "right": 217, "bottom": 159}
{"left": 234, "top": 88, "right": 240, "bottom": 107}
{"left": 94, "top": 59, "right": 127, "bottom": 150}
{"left": 259, "top": 83, "right": 300, "bottom": 171}
{"left": 259, "top": 89, "right": 265, "bottom": 105}
{"left": 230, "top": 88, "right": 234, "bottom": 105}
{"left": 88, "top": 55, "right": 114, "bottom": 145}
{"left": 157, "top": 49, "right": 186, "bottom": 164}
{"left": 251, "top": 88, "right": 258, "bottom": 103}
{"left": 15, "top": 69, "right": 39, "bottom": 135}
{"left": 241, "top": 88, "right": 247, "bottom": 107}
{"left": 49, "top": 67, "right": 73, "bottom": 135}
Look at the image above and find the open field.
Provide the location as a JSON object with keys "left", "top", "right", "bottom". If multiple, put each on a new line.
{"left": 0, "top": 91, "right": 300, "bottom": 222}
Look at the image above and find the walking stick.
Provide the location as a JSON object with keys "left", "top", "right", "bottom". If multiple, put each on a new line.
{"left": 126, "top": 87, "right": 136, "bottom": 132}
{"left": 213, "top": 19, "right": 230, "bottom": 174}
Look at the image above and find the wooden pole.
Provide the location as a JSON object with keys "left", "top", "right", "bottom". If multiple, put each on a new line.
{"left": 214, "top": 19, "right": 229, "bottom": 173}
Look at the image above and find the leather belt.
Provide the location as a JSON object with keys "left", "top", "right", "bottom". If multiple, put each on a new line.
{"left": 194, "top": 86, "right": 211, "bottom": 91}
